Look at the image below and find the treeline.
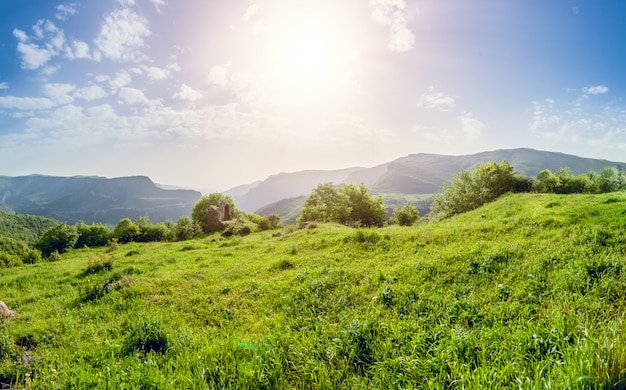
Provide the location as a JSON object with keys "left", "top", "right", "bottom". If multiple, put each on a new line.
{"left": 0, "top": 193, "right": 282, "bottom": 268}
{"left": 432, "top": 161, "right": 626, "bottom": 219}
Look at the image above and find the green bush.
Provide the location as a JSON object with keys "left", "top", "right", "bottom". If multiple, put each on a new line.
{"left": 35, "top": 223, "right": 79, "bottom": 257}
{"left": 123, "top": 317, "right": 170, "bottom": 355}
{"left": 391, "top": 203, "right": 419, "bottom": 226}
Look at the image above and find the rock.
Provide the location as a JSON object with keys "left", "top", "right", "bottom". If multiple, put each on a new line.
{"left": 0, "top": 301, "right": 16, "bottom": 320}
{"left": 206, "top": 200, "right": 234, "bottom": 232}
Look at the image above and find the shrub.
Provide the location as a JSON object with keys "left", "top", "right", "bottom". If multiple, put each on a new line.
{"left": 391, "top": 203, "right": 419, "bottom": 226}
{"left": 83, "top": 253, "right": 114, "bottom": 275}
{"left": 36, "top": 223, "right": 79, "bottom": 257}
{"left": 123, "top": 317, "right": 170, "bottom": 355}
{"left": 23, "top": 249, "right": 42, "bottom": 264}
{"left": 0, "top": 252, "right": 22, "bottom": 268}
{"left": 75, "top": 222, "right": 111, "bottom": 247}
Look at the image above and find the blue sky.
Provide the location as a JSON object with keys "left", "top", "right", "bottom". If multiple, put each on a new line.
{"left": 0, "top": 0, "right": 625, "bottom": 191}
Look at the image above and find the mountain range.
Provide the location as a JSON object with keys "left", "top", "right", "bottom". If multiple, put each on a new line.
{"left": 1, "top": 148, "right": 623, "bottom": 226}
{"left": 0, "top": 175, "right": 201, "bottom": 225}
{"left": 227, "top": 148, "right": 626, "bottom": 222}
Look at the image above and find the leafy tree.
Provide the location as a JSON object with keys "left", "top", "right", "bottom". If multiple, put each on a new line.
{"left": 192, "top": 193, "right": 238, "bottom": 233}
{"left": 258, "top": 214, "right": 282, "bottom": 231}
{"left": 533, "top": 169, "right": 560, "bottom": 193}
{"left": 431, "top": 160, "right": 521, "bottom": 219}
{"left": 75, "top": 222, "right": 111, "bottom": 247}
{"left": 299, "top": 183, "right": 349, "bottom": 224}
{"left": 299, "top": 182, "right": 386, "bottom": 227}
{"left": 392, "top": 203, "right": 420, "bottom": 226}
{"left": 174, "top": 216, "right": 199, "bottom": 241}
{"left": 598, "top": 167, "right": 621, "bottom": 193}
{"left": 112, "top": 218, "right": 140, "bottom": 244}
{"left": 36, "top": 223, "right": 79, "bottom": 257}
{"left": 342, "top": 183, "right": 386, "bottom": 227}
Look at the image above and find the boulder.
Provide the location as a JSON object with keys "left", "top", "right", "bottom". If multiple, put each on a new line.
{"left": 206, "top": 200, "right": 233, "bottom": 232}
{"left": 0, "top": 301, "right": 16, "bottom": 320}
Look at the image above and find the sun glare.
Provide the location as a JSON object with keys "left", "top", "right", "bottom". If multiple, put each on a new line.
{"left": 252, "top": 2, "right": 364, "bottom": 106}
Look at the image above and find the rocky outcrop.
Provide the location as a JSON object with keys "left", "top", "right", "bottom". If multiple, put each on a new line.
{"left": 0, "top": 301, "right": 16, "bottom": 320}
{"left": 206, "top": 200, "right": 233, "bottom": 231}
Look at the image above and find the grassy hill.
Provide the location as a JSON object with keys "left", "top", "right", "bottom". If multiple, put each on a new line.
{"left": 2, "top": 192, "right": 626, "bottom": 388}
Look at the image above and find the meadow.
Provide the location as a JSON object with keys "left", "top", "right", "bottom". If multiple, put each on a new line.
{"left": 1, "top": 192, "right": 626, "bottom": 389}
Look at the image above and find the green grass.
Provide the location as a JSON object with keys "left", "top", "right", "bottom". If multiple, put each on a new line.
{"left": 2, "top": 192, "right": 626, "bottom": 388}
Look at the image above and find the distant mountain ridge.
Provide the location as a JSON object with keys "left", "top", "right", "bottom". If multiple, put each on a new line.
{"left": 227, "top": 148, "right": 626, "bottom": 216}
{"left": 0, "top": 175, "right": 201, "bottom": 225}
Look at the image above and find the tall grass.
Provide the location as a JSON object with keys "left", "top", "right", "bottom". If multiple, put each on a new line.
{"left": 1, "top": 192, "right": 626, "bottom": 388}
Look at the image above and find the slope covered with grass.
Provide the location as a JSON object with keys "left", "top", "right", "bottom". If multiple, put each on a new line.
{"left": 2, "top": 192, "right": 626, "bottom": 388}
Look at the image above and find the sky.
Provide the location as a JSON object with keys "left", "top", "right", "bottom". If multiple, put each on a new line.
{"left": 1, "top": 0, "right": 626, "bottom": 192}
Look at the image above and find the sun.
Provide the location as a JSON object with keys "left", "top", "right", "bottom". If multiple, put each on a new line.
{"left": 250, "top": 1, "right": 365, "bottom": 106}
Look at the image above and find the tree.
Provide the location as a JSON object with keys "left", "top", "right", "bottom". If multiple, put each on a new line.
{"left": 174, "top": 216, "right": 199, "bottom": 241}
{"left": 36, "top": 223, "right": 79, "bottom": 257}
{"left": 299, "top": 182, "right": 386, "bottom": 227}
{"left": 299, "top": 183, "right": 348, "bottom": 224}
{"left": 392, "top": 203, "right": 420, "bottom": 226}
{"left": 112, "top": 218, "right": 140, "bottom": 244}
{"left": 533, "top": 169, "right": 560, "bottom": 193}
{"left": 431, "top": 160, "right": 521, "bottom": 219}
{"left": 75, "top": 222, "right": 110, "bottom": 247}
{"left": 192, "top": 193, "right": 238, "bottom": 233}
{"left": 342, "top": 183, "right": 386, "bottom": 227}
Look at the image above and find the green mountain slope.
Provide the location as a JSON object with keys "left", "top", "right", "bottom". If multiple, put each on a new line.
{"left": 0, "top": 211, "right": 60, "bottom": 245}
{"left": 2, "top": 192, "right": 626, "bottom": 388}
{"left": 0, "top": 175, "right": 201, "bottom": 225}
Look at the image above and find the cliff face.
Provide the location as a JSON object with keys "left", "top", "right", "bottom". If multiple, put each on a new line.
{"left": 0, "top": 175, "right": 201, "bottom": 225}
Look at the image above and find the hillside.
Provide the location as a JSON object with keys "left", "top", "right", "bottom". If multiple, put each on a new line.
{"left": 0, "top": 175, "right": 201, "bottom": 225}
{"left": 228, "top": 148, "right": 626, "bottom": 216}
{"left": 1, "top": 192, "right": 626, "bottom": 388}
{"left": 0, "top": 212, "right": 60, "bottom": 245}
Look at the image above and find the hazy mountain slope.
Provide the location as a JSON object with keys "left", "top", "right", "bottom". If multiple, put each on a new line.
{"left": 232, "top": 148, "right": 626, "bottom": 219}
{"left": 227, "top": 167, "right": 365, "bottom": 212}
{"left": 0, "top": 175, "right": 201, "bottom": 225}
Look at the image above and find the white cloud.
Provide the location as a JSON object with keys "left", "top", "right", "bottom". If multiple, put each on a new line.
{"left": 142, "top": 65, "right": 171, "bottom": 80}
{"left": 167, "top": 62, "right": 181, "bottom": 72}
{"left": 174, "top": 84, "right": 203, "bottom": 101}
{"left": 417, "top": 87, "right": 456, "bottom": 111}
{"left": 584, "top": 85, "right": 609, "bottom": 95}
{"left": 0, "top": 96, "right": 56, "bottom": 110}
{"left": 529, "top": 96, "right": 626, "bottom": 149}
{"left": 73, "top": 85, "right": 108, "bottom": 101}
{"left": 0, "top": 82, "right": 8, "bottom": 90}
{"left": 42, "top": 83, "right": 76, "bottom": 104}
{"left": 13, "top": 29, "right": 28, "bottom": 42}
{"left": 118, "top": 87, "right": 151, "bottom": 105}
{"left": 109, "top": 71, "right": 132, "bottom": 91}
{"left": 56, "top": 3, "right": 78, "bottom": 21}
{"left": 16, "top": 42, "right": 52, "bottom": 70}
{"left": 65, "top": 40, "right": 91, "bottom": 59}
{"left": 208, "top": 65, "right": 230, "bottom": 86}
{"left": 243, "top": 4, "right": 259, "bottom": 23}
{"left": 150, "top": 0, "right": 166, "bottom": 13}
{"left": 117, "top": 0, "right": 135, "bottom": 6}
{"left": 458, "top": 112, "right": 484, "bottom": 140}
{"left": 94, "top": 9, "right": 151, "bottom": 62}
{"left": 370, "top": 0, "right": 415, "bottom": 52}
{"left": 12, "top": 20, "right": 79, "bottom": 69}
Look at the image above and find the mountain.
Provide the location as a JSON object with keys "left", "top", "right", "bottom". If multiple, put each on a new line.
{"left": 228, "top": 148, "right": 626, "bottom": 217}
{"left": 226, "top": 167, "right": 365, "bottom": 212}
{"left": 0, "top": 175, "right": 201, "bottom": 225}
